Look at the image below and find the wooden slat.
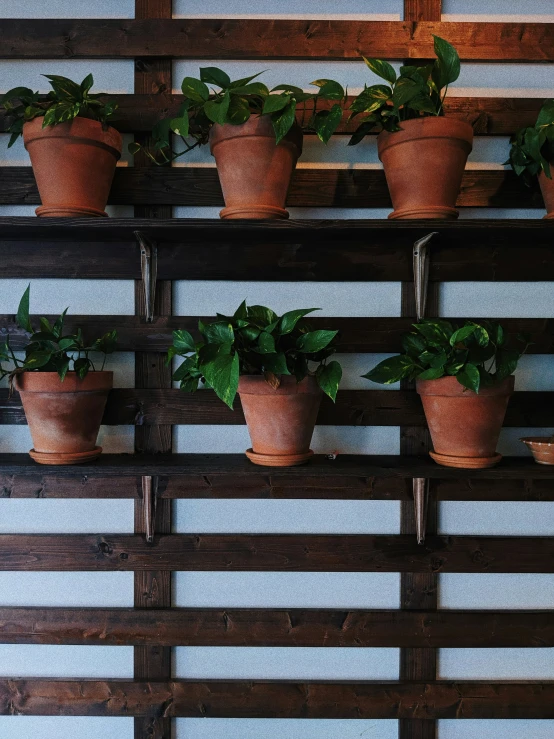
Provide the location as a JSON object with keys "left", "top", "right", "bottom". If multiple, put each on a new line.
{"left": 2, "top": 316, "right": 551, "bottom": 354}
{"left": 0, "top": 20, "right": 553, "bottom": 61}
{"left": 405, "top": 0, "right": 442, "bottom": 21}
{"left": 1, "top": 607, "right": 553, "bottom": 647}
{"left": 0, "top": 167, "right": 544, "bottom": 209}
{"left": 1, "top": 388, "right": 550, "bottom": 427}
{"left": 0, "top": 533, "right": 553, "bottom": 572}
{"left": 0, "top": 96, "right": 543, "bottom": 135}
{"left": 1, "top": 679, "right": 553, "bottom": 718}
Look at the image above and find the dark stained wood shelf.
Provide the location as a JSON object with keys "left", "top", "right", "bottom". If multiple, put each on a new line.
{"left": 1, "top": 678, "right": 553, "bottom": 718}
{"left": 1, "top": 606, "right": 552, "bottom": 647}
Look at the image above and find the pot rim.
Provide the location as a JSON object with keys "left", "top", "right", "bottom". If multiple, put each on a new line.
{"left": 15, "top": 370, "right": 113, "bottom": 393}
{"left": 378, "top": 116, "right": 474, "bottom": 156}
{"left": 209, "top": 115, "right": 303, "bottom": 155}
{"left": 416, "top": 374, "right": 515, "bottom": 397}
{"left": 23, "top": 116, "right": 122, "bottom": 159}
{"left": 238, "top": 374, "right": 321, "bottom": 396}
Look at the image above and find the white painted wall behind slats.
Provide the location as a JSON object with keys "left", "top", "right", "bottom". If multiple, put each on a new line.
{"left": 0, "top": 2, "right": 552, "bottom": 737}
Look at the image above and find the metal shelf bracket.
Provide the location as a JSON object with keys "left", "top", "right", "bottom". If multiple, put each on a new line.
{"left": 142, "top": 475, "right": 159, "bottom": 544}
{"left": 135, "top": 231, "right": 158, "bottom": 323}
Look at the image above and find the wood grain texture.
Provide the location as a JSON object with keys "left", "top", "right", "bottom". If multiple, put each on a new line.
{"left": 0, "top": 167, "right": 545, "bottom": 209}
{"left": 2, "top": 316, "right": 551, "bottom": 354}
{"left": 1, "top": 96, "right": 543, "bottom": 135}
{"left": 0, "top": 533, "right": 553, "bottom": 572}
{"left": 1, "top": 607, "right": 553, "bottom": 647}
{"left": 0, "top": 679, "right": 553, "bottom": 718}
{"left": 404, "top": 0, "right": 441, "bottom": 21}
{"left": 0, "top": 20, "right": 553, "bottom": 61}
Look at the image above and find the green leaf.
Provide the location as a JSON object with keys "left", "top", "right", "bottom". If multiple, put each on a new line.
{"left": 92, "top": 330, "right": 117, "bottom": 355}
{"left": 495, "top": 348, "right": 520, "bottom": 381}
{"left": 204, "top": 90, "right": 231, "bottom": 124}
{"left": 233, "top": 300, "right": 248, "bottom": 320}
{"left": 43, "top": 74, "right": 82, "bottom": 100}
{"left": 181, "top": 77, "right": 210, "bottom": 102}
{"left": 16, "top": 284, "right": 33, "bottom": 334}
{"left": 172, "top": 329, "right": 196, "bottom": 353}
{"left": 363, "top": 57, "right": 397, "bottom": 84}
{"left": 230, "top": 72, "right": 265, "bottom": 88}
{"left": 58, "top": 337, "right": 78, "bottom": 352}
{"left": 80, "top": 73, "right": 94, "bottom": 95}
{"left": 279, "top": 308, "right": 319, "bottom": 335}
{"left": 203, "top": 351, "right": 239, "bottom": 409}
{"left": 417, "top": 366, "right": 445, "bottom": 380}
{"left": 313, "top": 104, "right": 343, "bottom": 144}
{"left": 348, "top": 119, "right": 378, "bottom": 145}
{"left": 262, "top": 94, "right": 290, "bottom": 115}
{"left": 55, "top": 355, "right": 70, "bottom": 382}
{"left": 432, "top": 35, "right": 460, "bottom": 88}
{"left": 296, "top": 330, "right": 338, "bottom": 353}
{"left": 362, "top": 354, "right": 416, "bottom": 385}
{"left": 248, "top": 305, "right": 278, "bottom": 327}
{"left": 23, "top": 350, "right": 52, "bottom": 370}
{"left": 73, "top": 357, "right": 90, "bottom": 380}
{"left": 173, "top": 355, "right": 199, "bottom": 382}
{"left": 311, "top": 79, "right": 345, "bottom": 100}
{"left": 257, "top": 331, "right": 276, "bottom": 354}
{"left": 317, "top": 360, "right": 342, "bottom": 402}
{"left": 201, "top": 321, "right": 234, "bottom": 345}
{"left": 200, "top": 67, "right": 231, "bottom": 88}
{"left": 230, "top": 82, "right": 269, "bottom": 97}
{"left": 227, "top": 96, "right": 251, "bottom": 125}
{"left": 457, "top": 363, "right": 480, "bottom": 393}
{"left": 263, "top": 351, "right": 290, "bottom": 376}
{"left": 401, "top": 333, "right": 426, "bottom": 356}
{"left": 450, "top": 324, "right": 477, "bottom": 346}
{"left": 169, "top": 113, "right": 189, "bottom": 138}
{"left": 271, "top": 100, "right": 297, "bottom": 144}
{"left": 39, "top": 317, "right": 53, "bottom": 334}
{"left": 537, "top": 99, "right": 554, "bottom": 128}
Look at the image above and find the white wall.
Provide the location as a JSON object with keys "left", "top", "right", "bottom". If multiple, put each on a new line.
{"left": 0, "top": 2, "right": 553, "bottom": 738}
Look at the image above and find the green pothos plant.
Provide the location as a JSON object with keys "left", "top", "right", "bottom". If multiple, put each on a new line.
{"left": 506, "top": 99, "right": 554, "bottom": 187}
{"left": 0, "top": 286, "right": 117, "bottom": 386}
{"left": 169, "top": 302, "right": 343, "bottom": 409}
{"left": 130, "top": 67, "right": 347, "bottom": 163}
{"left": 363, "top": 319, "right": 528, "bottom": 394}
{"left": 1, "top": 74, "right": 117, "bottom": 148}
{"left": 348, "top": 35, "right": 461, "bottom": 144}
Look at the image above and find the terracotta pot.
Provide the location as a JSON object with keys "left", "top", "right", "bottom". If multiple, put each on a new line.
{"left": 209, "top": 115, "right": 303, "bottom": 219}
{"left": 23, "top": 116, "right": 122, "bottom": 218}
{"left": 238, "top": 375, "right": 321, "bottom": 466}
{"left": 416, "top": 375, "right": 514, "bottom": 469}
{"left": 15, "top": 371, "right": 113, "bottom": 465}
{"left": 378, "top": 117, "right": 473, "bottom": 220}
{"left": 539, "top": 169, "right": 554, "bottom": 219}
{"left": 521, "top": 437, "right": 554, "bottom": 465}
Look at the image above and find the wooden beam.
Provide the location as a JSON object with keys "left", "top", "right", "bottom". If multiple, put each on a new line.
{"left": 0, "top": 20, "right": 553, "bottom": 61}
{"left": 1, "top": 679, "right": 553, "bottom": 718}
{"left": 1, "top": 607, "right": 553, "bottom": 647}
{"left": 0, "top": 167, "right": 544, "bottom": 209}
{"left": 0, "top": 533, "right": 553, "bottom": 572}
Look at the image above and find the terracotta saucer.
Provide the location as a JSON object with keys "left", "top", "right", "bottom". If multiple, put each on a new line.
{"left": 245, "top": 448, "right": 314, "bottom": 467}
{"left": 220, "top": 205, "right": 289, "bottom": 220}
{"left": 36, "top": 205, "right": 108, "bottom": 218}
{"left": 29, "top": 447, "right": 103, "bottom": 466}
{"left": 521, "top": 437, "right": 554, "bottom": 465}
{"left": 430, "top": 450, "right": 502, "bottom": 469}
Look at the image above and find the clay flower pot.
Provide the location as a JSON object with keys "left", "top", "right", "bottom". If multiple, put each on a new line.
{"left": 238, "top": 375, "right": 321, "bottom": 466}
{"left": 416, "top": 375, "right": 514, "bottom": 469}
{"left": 15, "top": 371, "right": 113, "bottom": 465}
{"left": 539, "top": 169, "right": 554, "bottom": 219}
{"left": 378, "top": 117, "right": 473, "bottom": 220}
{"left": 209, "top": 115, "right": 303, "bottom": 220}
{"left": 23, "top": 116, "right": 122, "bottom": 218}
{"left": 521, "top": 437, "right": 554, "bottom": 465}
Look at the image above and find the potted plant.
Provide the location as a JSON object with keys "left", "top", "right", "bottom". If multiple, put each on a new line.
{"left": 131, "top": 67, "right": 346, "bottom": 219}
{"left": 363, "top": 320, "right": 527, "bottom": 469}
{"left": 2, "top": 74, "right": 121, "bottom": 217}
{"left": 348, "top": 36, "right": 473, "bottom": 219}
{"left": 506, "top": 99, "right": 554, "bottom": 218}
{"left": 0, "top": 286, "right": 117, "bottom": 465}
{"left": 169, "top": 302, "right": 343, "bottom": 466}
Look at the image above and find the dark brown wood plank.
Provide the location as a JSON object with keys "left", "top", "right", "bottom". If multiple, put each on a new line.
{"left": 1, "top": 20, "right": 553, "bottom": 61}
{"left": 0, "top": 388, "right": 552, "bottom": 427}
{"left": 404, "top": 0, "right": 441, "bottom": 21}
{"left": 1, "top": 607, "right": 553, "bottom": 647}
{"left": 1, "top": 679, "right": 553, "bottom": 718}
{"left": 2, "top": 316, "right": 551, "bottom": 354}
{"left": 0, "top": 167, "right": 545, "bottom": 209}
{"left": 2, "top": 96, "right": 542, "bottom": 135}
{"left": 0, "top": 533, "right": 553, "bottom": 572}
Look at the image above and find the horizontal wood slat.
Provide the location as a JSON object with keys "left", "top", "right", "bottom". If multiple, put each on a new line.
{"left": 0, "top": 218, "right": 553, "bottom": 281}
{"left": 2, "top": 316, "right": 551, "bottom": 353}
{"left": 0, "top": 533, "right": 553, "bottom": 572}
{"left": 0, "top": 455, "right": 553, "bottom": 498}
{"left": 0, "top": 679, "right": 553, "bottom": 718}
{"left": 0, "top": 389, "right": 550, "bottom": 427}
{"left": 0, "top": 167, "right": 543, "bottom": 209}
{"left": 0, "top": 313, "right": 554, "bottom": 354}
{"left": 0, "top": 607, "right": 553, "bottom": 647}
{"left": 0, "top": 20, "right": 553, "bottom": 61}
{"left": 0, "top": 97, "right": 543, "bottom": 135}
